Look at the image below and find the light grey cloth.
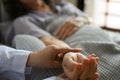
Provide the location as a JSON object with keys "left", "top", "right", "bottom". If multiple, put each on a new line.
{"left": 13, "top": 35, "right": 46, "bottom": 51}
{"left": 14, "top": 25, "right": 120, "bottom": 80}
{"left": 64, "top": 26, "right": 120, "bottom": 80}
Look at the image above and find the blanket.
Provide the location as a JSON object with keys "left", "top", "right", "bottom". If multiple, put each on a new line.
{"left": 13, "top": 11, "right": 120, "bottom": 79}
{"left": 14, "top": 26, "right": 120, "bottom": 80}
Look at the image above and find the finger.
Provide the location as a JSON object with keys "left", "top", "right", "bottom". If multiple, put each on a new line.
{"left": 58, "top": 73, "right": 68, "bottom": 78}
{"left": 57, "top": 47, "right": 83, "bottom": 54}
{"left": 88, "top": 58, "right": 97, "bottom": 79}
{"left": 56, "top": 22, "right": 68, "bottom": 36}
{"left": 56, "top": 23, "right": 70, "bottom": 39}
{"left": 88, "top": 54, "right": 96, "bottom": 58}
{"left": 55, "top": 24, "right": 64, "bottom": 36}
{"left": 79, "top": 59, "right": 89, "bottom": 80}
{"left": 58, "top": 23, "right": 70, "bottom": 39}
{"left": 96, "top": 57, "right": 99, "bottom": 63}
{"left": 72, "top": 64, "right": 82, "bottom": 80}
{"left": 95, "top": 72, "right": 100, "bottom": 79}
{"left": 89, "top": 72, "right": 100, "bottom": 80}
{"left": 67, "top": 26, "right": 79, "bottom": 37}
{"left": 88, "top": 54, "right": 99, "bottom": 63}
{"left": 55, "top": 48, "right": 82, "bottom": 63}
{"left": 61, "top": 25, "right": 73, "bottom": 39}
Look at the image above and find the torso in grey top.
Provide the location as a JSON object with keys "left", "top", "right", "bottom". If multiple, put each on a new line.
{"left": 5, "top": 1, "right": 88, "bottom": 46}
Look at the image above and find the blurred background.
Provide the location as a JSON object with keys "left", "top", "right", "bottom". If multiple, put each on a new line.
{"left": 0, "top": 0, "right": 120, "bottom": 43}
{"left": 67, "top": 0, "right": 120, "bottom": 32}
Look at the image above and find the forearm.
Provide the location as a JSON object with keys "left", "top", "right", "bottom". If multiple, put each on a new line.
{"left": 40, "top": 36, "right": 70, "bottom": 48}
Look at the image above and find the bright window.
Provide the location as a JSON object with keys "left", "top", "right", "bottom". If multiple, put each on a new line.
{"left": 100, "top": 0, "right": 120, "bottom": 30}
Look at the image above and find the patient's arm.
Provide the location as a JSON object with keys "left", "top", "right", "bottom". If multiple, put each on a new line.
{"left": 40, "top": 35, "right": 70, "bottom": 48}
{"left": 62, "top": 52, "right": 100, "bottom": 80}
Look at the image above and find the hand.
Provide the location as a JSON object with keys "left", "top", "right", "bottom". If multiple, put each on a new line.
{"left": 86, "top": 54, "right": 100, "bottom": 80}
{"left": 27, "top": 45, "right": 82, "bottom": 68}
{"left": 62, "top": 52, "right": 87, "bottom": 80}
{"left": 62, "top": 52, "right": 100, "bottom": 80}
{"left": 56, "top": 16, "right": 88, "bottom": 40}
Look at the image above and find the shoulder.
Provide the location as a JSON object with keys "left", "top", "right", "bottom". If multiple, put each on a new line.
{"left": 13, "top": 14, "right": 35, "bottom": 25}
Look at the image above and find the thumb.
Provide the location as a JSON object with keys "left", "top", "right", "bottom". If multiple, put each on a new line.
{"left": 58, "top": 48, "right": 82, "bottom": 54}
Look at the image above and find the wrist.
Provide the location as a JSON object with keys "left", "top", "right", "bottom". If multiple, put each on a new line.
{"left": 26, "top": 52, "right": 38, "bottom": 67}
{"left": 40, "top": 36, "right": 55, "bottom": 46}
{"left": 41, "top": 36, "right": 70, "bottom": 48}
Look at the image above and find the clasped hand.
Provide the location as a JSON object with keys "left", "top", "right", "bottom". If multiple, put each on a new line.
{"left": 27, "top": 45, "right": 99, "bottom": 80}
{"left": 61, "top": 52, "right": 100, "bottom": 80}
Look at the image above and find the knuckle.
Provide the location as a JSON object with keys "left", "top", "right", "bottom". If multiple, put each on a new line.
{"left": 50, "top": 45, "right": 57, "bottom": 49}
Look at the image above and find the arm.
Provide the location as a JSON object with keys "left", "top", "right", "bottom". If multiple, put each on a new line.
{"left": 0, "top": 45, "right": 81, "bottom": 79}
{"left": 27, "top": 45, "right": 82, "bottom": 68}
{"left": 14, "top": 17, "right": 70, "bottom": 48}
{"left": 40, "top": 35, "right": 70, "bottom": 48}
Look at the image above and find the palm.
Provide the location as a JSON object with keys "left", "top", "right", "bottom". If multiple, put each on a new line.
{"left": 62, "top": 52, "right": 87, "bottom": 80}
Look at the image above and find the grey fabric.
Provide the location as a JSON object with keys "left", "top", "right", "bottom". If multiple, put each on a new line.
{"left": 14, "top": 26, "right": 120, "bottom": 80}
{"left": 63, "top": 26, "right": 120, "bottom": 80}
{"left": 13, "top": 35, "right": 46, "bottom": 51}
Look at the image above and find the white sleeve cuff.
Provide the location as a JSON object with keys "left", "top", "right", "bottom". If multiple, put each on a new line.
{"left": 0, "top": 46, "right": 31, "bottom": 74}
{"left": 11, "top": 50, "right": 31, "bottom": 74}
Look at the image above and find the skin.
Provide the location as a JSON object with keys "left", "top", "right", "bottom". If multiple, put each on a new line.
{"left": 20, "top": 0, "right": 53, "bottom": 12}
{"left": 27, "top": 45, "right": 82, "bottom": 68}
{"left": 27, "top": 45, "right": 99, "bottom": 80}
{"left": 40, "top": 36, "right": 70, "bottom": 48}
{"left": 62, "top": 52, "right": 100, "bottom": 80}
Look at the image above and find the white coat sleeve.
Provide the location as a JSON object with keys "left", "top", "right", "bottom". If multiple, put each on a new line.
{"left": 0, "top": 45, "right": 31, "bottom": 75}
